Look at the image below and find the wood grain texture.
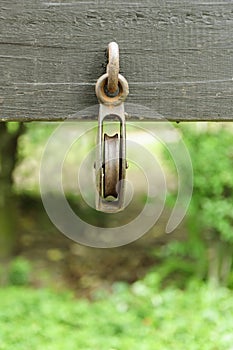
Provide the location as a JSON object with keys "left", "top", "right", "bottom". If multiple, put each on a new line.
{"left": 0, "top": 0, "right": 233, "bottom": 122}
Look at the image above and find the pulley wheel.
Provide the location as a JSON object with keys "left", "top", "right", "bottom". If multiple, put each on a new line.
{"left": 103, "top": 133, "right": 120, "bottom": 198}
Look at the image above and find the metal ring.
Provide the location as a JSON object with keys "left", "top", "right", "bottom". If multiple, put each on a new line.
{"left": 95, "top": 73, "right": 129, "bottom": 106}
{"left": 107, "top": 42, "right": 120, "bottom": 94}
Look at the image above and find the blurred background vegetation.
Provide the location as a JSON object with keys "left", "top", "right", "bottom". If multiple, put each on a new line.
{"left": 0, "top": 121, "right": 233, "bottom": 349}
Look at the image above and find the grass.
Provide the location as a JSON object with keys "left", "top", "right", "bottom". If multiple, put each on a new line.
{"left": 1, "top": 275, "right": 233, "bottom": 350}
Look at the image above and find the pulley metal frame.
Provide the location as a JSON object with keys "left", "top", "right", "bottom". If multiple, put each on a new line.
{"left": 95, "top": 103, "right": 126, "bottom": 213}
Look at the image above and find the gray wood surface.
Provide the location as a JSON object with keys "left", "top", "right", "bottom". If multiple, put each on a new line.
{"left": 0, "top": 0, "right": 233, "bottom": 122}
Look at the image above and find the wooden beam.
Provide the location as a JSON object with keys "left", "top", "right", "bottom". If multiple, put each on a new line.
{"left": 0, "top": 0, "right": 233, "bottom": 122}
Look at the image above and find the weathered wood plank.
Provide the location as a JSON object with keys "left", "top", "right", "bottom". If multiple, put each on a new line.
{"left": 0, "top": 0, "right": 233, "bottom": 121}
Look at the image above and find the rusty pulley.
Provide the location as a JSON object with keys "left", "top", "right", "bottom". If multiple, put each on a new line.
{"left": 103, "top": 133, "right": 120, "bottom": 199}
{"left": 95, "top": 42, "right": 129, "bottom": 213}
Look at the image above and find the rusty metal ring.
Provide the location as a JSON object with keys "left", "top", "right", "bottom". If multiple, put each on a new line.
{"left": 107, "top": 42, "right": 120, "bottom": 94}
{"left": 95, "top": 73, "right": 129, "bottom": 106}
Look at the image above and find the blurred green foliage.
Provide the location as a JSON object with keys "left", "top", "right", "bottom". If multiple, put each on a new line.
{"left": 1, "top": 121, "right": 233, "bottom": 348}
{"left": 1, "top": 279, "right": 233, "bottom": 350}
{"left": 8, "top": 257, "right": 31, "bottom": 286}
{"left": 164, "top": 124, "right": 233, "bottom": 286}
{"left": 184, "top": 126, "right": 233, "bottom": 242}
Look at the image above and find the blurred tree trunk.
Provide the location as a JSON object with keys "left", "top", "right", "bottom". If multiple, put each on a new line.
{"left": 219, "top": 242, "right": 232, "bottom": 286}
{"left": 207, "top": 238, "right": 233, "bottom": 287}
{"left": 0, "top": 123, "right": 25, "bottom": 264}
{"left": 207, "top": 239, "right": 221, "bottom": 288}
